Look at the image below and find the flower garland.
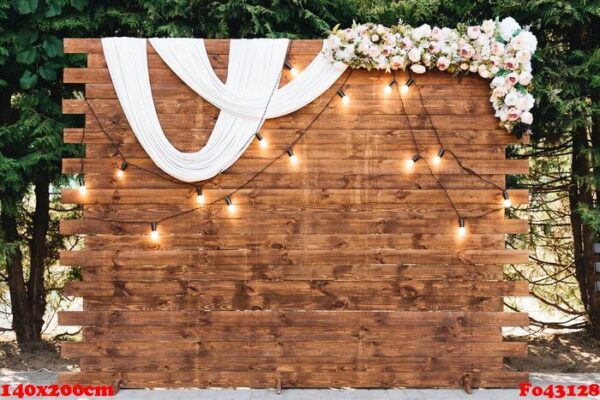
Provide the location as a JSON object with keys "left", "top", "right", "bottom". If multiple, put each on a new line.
{"left": 322, "top": 18, "right": 537, "bottom": 136}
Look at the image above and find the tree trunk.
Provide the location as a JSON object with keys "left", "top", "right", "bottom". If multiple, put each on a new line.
{"left": 570, "top": 127, "right": 600, "bottom": 336}
{"left": 26, "top": 171, "right": 51, "bottom": 342}
{"left": 0, "top": 200, "right": 35, "bottom": 344}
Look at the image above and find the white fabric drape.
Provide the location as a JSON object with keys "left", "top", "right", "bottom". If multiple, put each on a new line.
{"left": 101, "top": 38, "right": 346, "bottom": 182}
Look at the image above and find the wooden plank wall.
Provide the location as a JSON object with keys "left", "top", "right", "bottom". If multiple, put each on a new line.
{"left": 58, "top": 39, "right": 530, "bottom": 388}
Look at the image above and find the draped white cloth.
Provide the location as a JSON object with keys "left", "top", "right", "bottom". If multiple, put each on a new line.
{"left": 101, "top": 38, "right": 346, "bottom": 182}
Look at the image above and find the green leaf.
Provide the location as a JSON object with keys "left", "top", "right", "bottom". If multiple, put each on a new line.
{"left": 38, "top": 64, "right": 58, "bottom": 81}
{"left": 70, "top": 0, "right": 86, "bottom": 11}
{"left": 16, "top": 47, "right": 37, "bottom": 64}
{"left": 45, "top": 0, "right": 62, "bottom": 17}
{"left": 13, "top": 0, "right": 38, "bottom": 14}
{"left": 42, "top": 36, "right": 63, "bottom": 58}
{"left": 19, "top": 70, "right": 38, "bottom": 89}
{"left": 16, "top": 28, "right": 39, "bottom": 46}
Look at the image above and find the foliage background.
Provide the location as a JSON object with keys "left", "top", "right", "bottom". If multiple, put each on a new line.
{"left": 0, "top": 0, "right": 598, "bottom": 340}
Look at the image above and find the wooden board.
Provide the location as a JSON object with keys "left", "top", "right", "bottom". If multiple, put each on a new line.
{"left": 59, "top": 38, "right": 529, "bottom": 389}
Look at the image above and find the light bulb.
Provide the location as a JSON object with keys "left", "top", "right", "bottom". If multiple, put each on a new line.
{"left": 432, "top": 148, "right": 445, "bottom": 166}
{"left": 225, "top": 196, "right": 235, "bottom": 212}
{"left": 406, "top": 154, "right": 420, "bottom": 169}
{"left": 457, "top": 217, "right": 466, "bottom": 236}
{"left": 78, "top": 176, "right": 87, "bottom": 195}
{"left": 342, "top": 95, "right": 350, "bottom": 104}
{"left": 503, "top": 191, "right": 512, "bottom": 208}
{"left": 255, "top": 132, "right": 267, "bottom": 148}
{"left": 400, "top": 77, "right": 414, "bottom": 94}
{"left": 400, "top": 84, "right": 409, "bottom": 94}
{"left": 150, "top": 222, "right": 159, "bottom": 241}
{"left": 196, "top": 187, "right": 205, "bottom": 204}
{"left": 290, "top": 67, "right": 299, "bottom": 76}
{"left": 116, "top": 161, "right": 128, "bottom": 179}
{"left": 383, "top": 85, "right": 393, "bottom": 95}
{"left": 287, "top": 148, "right": 298, "bottom": 164}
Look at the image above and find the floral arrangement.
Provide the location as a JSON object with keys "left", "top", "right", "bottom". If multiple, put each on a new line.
{"left": 322, "top": 18, "right": 537, "bottom": 136}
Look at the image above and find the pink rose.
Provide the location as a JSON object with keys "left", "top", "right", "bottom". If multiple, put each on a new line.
{"left": 460, "top": 44, "right": 474, "bottom": 59}
{"left": 505, "top": 73, "right": 519, "bottom": 86}
{"left": 507, "top": 108, "right": 521, "bottom": 121}
{"left": 503, "top": 58, "right": 518, "bottom": 70}
{"left": 491, "top": 42, "right": 505, "bottom": 56}
{"left": 467, "top": 26, "right": 481, "bottom": 39}
{"left": 436, "top": 56, "right": 450, "bottom": 71}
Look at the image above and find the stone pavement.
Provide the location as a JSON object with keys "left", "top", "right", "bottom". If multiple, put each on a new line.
{"left": 2, "top": 370, "right": 599, "bottom": 399}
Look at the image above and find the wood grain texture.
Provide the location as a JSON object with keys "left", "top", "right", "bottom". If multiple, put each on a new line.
{"left": 59, "top": 38, "right": 529, "bottom": 389}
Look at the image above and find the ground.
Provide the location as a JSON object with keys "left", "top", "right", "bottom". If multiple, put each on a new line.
{"left": 1, "top": 331, "right": 600, "bottom": 374}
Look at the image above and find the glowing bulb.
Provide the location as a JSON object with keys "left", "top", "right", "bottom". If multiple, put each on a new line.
{"left": 406, "top": 154, "right": 420, "bottom": 169}
{"left": 78, "top": 176, "right": 87, "bottom": 195}
{"left": 432, "top": 148, "right": 445, "bottom": 165}
{"left": 255, "top": 132, "right": 268, "bottom": 148}
{"left": 287, "top": 148, "right": 298, "bottom": 164}
{"left": 225, "top": 196, "right": 235, "bottom": 212}
{"left": 342, "top": 95, "right": 350, "bottom": 104}
{"left": 400, "top": 77, "right": 414, "bottom": 94}
{"left": 196, "top": 187, "right": 205, "bottom": 204}
{"left": 457, "top": 217, "right": 466, "bottom": 236}
{"left": 290, "top": 67, "right": 299, "bottom": 76}
{"left": 400, "top": 84, "right": 409, "bottom": 94}
{"left": 502, "top": 191, "right": 512, "bottom": 208}
{"left": 383, "top": 85, "right": 393, "bottom": 95}
{"left": 150, "top": 222, "right": 159, "bottom": 241}
{"left": 116, "top": 169, "right": 124, "bottom": 178}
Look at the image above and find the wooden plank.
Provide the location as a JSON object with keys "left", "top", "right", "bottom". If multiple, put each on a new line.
{"left": 64, "top": 279, "right": 528, "bottom": 298}
{"left": 60, "top": 217, "right": 528, "bottom": 235}
{"left": 59, "top": 249, "right": 530, "bottom": 267}
{"left": 81, "top": 325, "right": 503, "bottom": 342}
{"left": 58, "top": 310, "right": 529, "bottom": 328}
{"left": 62, "top": 158, "right": 529, "bottom": 175}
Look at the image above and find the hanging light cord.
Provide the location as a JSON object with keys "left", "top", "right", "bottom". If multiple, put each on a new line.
{"left": 392, "top": 70, "right": 462, "bottom": 220}
{"left": 79, "top": 64, "right": 352, "bottom": 225}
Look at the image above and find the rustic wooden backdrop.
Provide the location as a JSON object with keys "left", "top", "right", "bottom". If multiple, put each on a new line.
{"left": 58, "top": 39, "right": 530, "bottom": 388}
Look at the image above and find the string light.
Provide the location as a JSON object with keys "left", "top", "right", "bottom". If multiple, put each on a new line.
{"left": 196, "top": 187, "right": 205, "bottom": 204}
{"left": 337, "top": 88, "right": 350, "bottom": 104}
{"left": 432, "top": 148, "right": 445, "bottom": 165}
{"left": 284, "top": 62, "right": 299, "bottom": 77}
{"left": 78, "top": 176, "right": 87, "bottom": 195}
{"left": 150, "top": 221, "right": 159, "bottom": 241}
{"left": 287, "top": 148, "right": 298, "bottom": 164}
{"left": 225, "top": 196, "right": 236, "bottom": 212}
{"left": 400, "top": 77, "right": 414, "bottom": 94}
{"left": 255, "top": 132, "right": 268, "bottom": 148}
{"left": 502, "top": 190, "right": 512, "bottom": 208}
{"left": 457, "top": 217, "right": 466, "bottom": 236}
{"left": 406, "top": 154, "right": 421, "bottom": 169}
{"left": 116, "top": 161, "right": 128, "bottom": 178}
{"left": 384, "top": 80, "right": 396, "bottom": 95}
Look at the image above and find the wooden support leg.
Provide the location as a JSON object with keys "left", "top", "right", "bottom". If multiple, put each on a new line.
{"left": 462, "top": 373, "right": 472, "bottom": 394}
{"left": 276, "top": 372, "right": 282, "bottom": 395}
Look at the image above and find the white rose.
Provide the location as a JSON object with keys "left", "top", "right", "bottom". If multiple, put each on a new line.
{"left": 357, "top": 41, "right": 369, "bottom": 54}
{"left": 490, "top": 65, "right": 500, "bottom": 74}
{"left": 460, "top": 62, "right": 469, "bottom": 70}
{"left": 467, "top": 26, "right": 481, "bottom": 39}
{"left": 504, "top": 90, "right": 520, "bottom": 106}
{"left": 499, "top": 17, "right": 521, "bottom": 41}
{"left": 515, "top": 50, "right": 531, "bottom": 64}
{"left": 478, "top": 64, "right": 490, "bottom": 78}
{"left": 520, "top": 111, "right": 533, "bottom": 124}
{"left": 371, "top": 34, "right": 380, "bottom": 42}
{"left": 390, "top": 55, "right": 404, "bottom": 68}
{"left": 436, "top": 56, "right": 450, "bottom": 71}
{"left": 400, "top": 37, "right": 414, "bottom": 49}
{"left": 491, "top": 41, "right": 505, "bottom": 56}
{"left": 408, "top": 48, "right": 421, "bottom": 62}
{"left": 431, "top": 27, "right": 443, "bottom": 40}
{"left": 410, "top": 64, "right": 426, "bottom": 74}
{"left": 412, "top": 24, "right": 432, "bottom": 41}
{"left": 496, "top": 107, "right": 509, "bottom": 121}
{"left": 511, "top": 31, "right": 537, "bottom": 53}
{"left": 343, "top": 29, "right": 356, "bottom": 41}
{"left": 326, "top": 35, "right": 342, "bottom": 50}
{"left": 491, "top": 76, "right": 505, "bottom": 87}
{"left": 518, "top": 71, "right": 533, "bottom": 86}
{"left": 482, "top": 20, "right": 496, "bottom": 36}
{"left": 368, "top": 46, "right": 381, "bottom": 57}
{"left": 492, "top": 86, "right": 508, "bottom": 98}
{"left": 469, "top": 63, "right": 479, "bottom": 72}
